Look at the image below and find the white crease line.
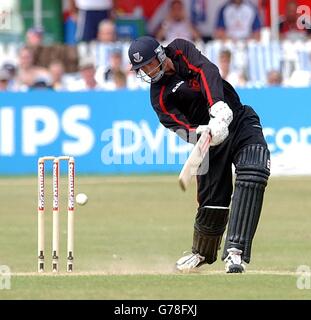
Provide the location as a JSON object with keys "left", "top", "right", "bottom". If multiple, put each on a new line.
{"left": 11, "top": 270, "right": 300, "bottom": 277}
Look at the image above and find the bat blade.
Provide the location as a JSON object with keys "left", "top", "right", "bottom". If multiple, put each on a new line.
{"left": 178, "top": 130, "right": 211, "bottom": 191}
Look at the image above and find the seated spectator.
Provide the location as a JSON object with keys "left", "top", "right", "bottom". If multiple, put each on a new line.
{"left": 95, "top": 48, "right": 127, "bottom": 90}
{"left": 266, "top": 70, "right": 283, "bottom": 86}
{"left": 69, "top": 57, "right": 103, "bottom": 91}
{"left": 93, "top": 19, "right": 123, "bottom": 71}
{"left": 97, "top": 19, "right": 117, "bottom": 43}
{"left": 2, "top": 63, "right": 17, "bottom": 79}
{"left": 71, "top": 0, "right": 115, "bottom": 42}
{"left": 279, "top": 0, "right": 309, "bottom": 41}
{"left": 48, "top": 60, "right": 66, "bottom": 90}
{"left": 215, "top": 0, "right": 261, "bottom": 41}
{"left": 155, "top": 0, "right": 201, "bottom": 43}
{"left": 1, "top": 63, "right": 18, "bottom": 91}
{"left": 16, "top": 47, "right": 49, "bottom": 91}
{"left": 0, "top": 69, "right": 10, "bottom": 91}
{"left": 218, "top": 49, "right": 247, "bottom": 87}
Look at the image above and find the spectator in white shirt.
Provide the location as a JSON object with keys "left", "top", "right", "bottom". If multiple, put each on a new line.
{"left": 215, "top": 0, "right": 261, "bottom": 41}
{"left": 70, "top": 58, "right": 103, "bottom": 91}
{"left": 16, "top": 47, "right": 50, "bottom": 91}
{"left": 93, "top": 19, "right": 124, "bottom": 73}
{"left": 95, "top": 48, "right": 127, "bottom": 90}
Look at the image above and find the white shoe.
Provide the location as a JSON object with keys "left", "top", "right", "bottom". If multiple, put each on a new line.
{"left": 176, "top": 252, "right": 205, "bottom": 272}
{"left": 224, "top": 248, "right": 246, "bottom": 273}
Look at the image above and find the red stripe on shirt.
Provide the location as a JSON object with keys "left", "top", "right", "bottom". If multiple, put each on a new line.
{"left": 159, "top": 86, "right": 196, "bottom": 131}
{"left": 175, "top": 50, "right": 214, "bottom": 106}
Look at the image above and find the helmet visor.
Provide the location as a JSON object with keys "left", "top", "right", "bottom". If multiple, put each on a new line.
{"left": 135, "top": 58, "right": 166, "bottom": 83}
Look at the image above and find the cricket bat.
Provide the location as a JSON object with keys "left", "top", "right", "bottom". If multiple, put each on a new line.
{"left": 178, "top": 130, "right": 211, "bottom": 191}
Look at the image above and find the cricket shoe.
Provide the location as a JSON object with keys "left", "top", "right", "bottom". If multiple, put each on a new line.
{"left": 175, "top": 252, "right": 206, "bottom": 272}
{"left": 224, "top": 248, "right": 246, "bottom": 273}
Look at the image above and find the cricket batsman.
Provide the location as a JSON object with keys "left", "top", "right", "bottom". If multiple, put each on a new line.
{"left": 128, "top": 36, "right": 270, "bottom": 273}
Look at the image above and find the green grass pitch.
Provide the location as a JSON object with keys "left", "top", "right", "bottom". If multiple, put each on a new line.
{"left": 0, "top": 175, "right": 311, "bottom": 299}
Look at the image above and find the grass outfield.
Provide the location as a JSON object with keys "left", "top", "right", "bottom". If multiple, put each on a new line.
{"left": 0, "top": 175, "right": 311, "bottom": 299}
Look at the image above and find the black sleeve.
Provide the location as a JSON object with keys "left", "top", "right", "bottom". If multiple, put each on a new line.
{"left": 172, "top": 38, "right": 224, "bottom": 108}
{"left": 157, "top": 109, "right": 198, "bottom": 144}
{"left": 152, "top": 87, "right": 198, "bottom": 144}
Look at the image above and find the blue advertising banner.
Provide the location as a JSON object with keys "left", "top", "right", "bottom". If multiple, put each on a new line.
{"left": 0, "top": 88, "right": 310, "bottom": 175}
{"left": 239, "top": 88, "right": 311, "bottom": 175}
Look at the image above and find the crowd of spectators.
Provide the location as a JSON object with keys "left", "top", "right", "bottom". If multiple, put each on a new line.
{"left": 0, "top": 0, "right": 311, "bottom": 92}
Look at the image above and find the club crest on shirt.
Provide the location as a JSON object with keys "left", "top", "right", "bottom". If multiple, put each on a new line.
{"left": 189, "top": 79, "right": 200, "bottom": 91}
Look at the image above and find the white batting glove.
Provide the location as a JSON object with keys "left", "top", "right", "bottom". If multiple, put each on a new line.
{"left": 202, "top": 101, "right": 233, "bottom": 146}
{"left": 207, "top": 118, "right": 229, "bottom": 146}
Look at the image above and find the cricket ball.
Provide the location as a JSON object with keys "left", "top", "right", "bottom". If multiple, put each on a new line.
{"left": 76, "top": 193, "right": 88, "bottom": 205}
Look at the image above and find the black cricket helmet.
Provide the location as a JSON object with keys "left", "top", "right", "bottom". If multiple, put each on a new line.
{"left": 128, "top": 36, "right": 167, "bottom": 83}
